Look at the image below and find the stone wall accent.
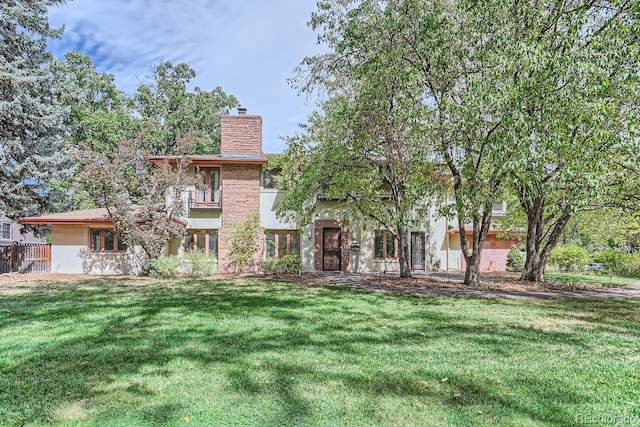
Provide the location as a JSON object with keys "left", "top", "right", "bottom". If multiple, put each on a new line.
{"left": 313, "top": 219, "right": 350, "bottom": 272}
{"left": 218, "top": 164, "right": 263, "bottom": 272}
{"left": 221, "top": 113, "right": 263, "bottom": 156}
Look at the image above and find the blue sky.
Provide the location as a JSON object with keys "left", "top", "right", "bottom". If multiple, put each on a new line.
{"left": 48, "top": 0, "right": 324, "bottom": 153}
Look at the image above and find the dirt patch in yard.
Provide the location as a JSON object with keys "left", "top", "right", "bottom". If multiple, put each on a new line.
{"left": 283, "top": 271, "right": 621, "bottom": 293}
{"left": 362, "top": 275, "right": 604, "bottom": 292}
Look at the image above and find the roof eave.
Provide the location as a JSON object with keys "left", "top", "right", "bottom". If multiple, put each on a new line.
{"left": 146, "top": 157, "right": 268, "bottom": 167}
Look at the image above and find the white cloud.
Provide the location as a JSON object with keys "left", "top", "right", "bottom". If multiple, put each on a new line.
{"left": 48, "top": 0, "right": 324, "bottom": 152}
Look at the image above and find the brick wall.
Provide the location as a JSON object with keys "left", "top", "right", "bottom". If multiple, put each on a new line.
{"left": 220, "top": 113, "right": 263, "bottom": 156}
{"left": 218, "top": 164, "right": 263, "bottom": 272}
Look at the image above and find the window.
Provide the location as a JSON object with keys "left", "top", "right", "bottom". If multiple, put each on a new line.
{"left": 1, "top": 222, "right": 10, "bottom": 240}
{"left": 90, "top": 229, "right": 127, "bottom": 252}
{"left": 196, "top": 168, "right": 220, "bottom": 205}
{"left": 263, "top": 169, "right": 279, "bottom": 189}
{"left": 184, "top": 229, "right": 218, "bottom": 257}
{"left": 265, "top": 230, "right": 300, "bottom": 258}
{"left": 374, "top": 230, "right": 397, "bottom": 260}
{"left": 493, "top": 201, "right": 505, "bottom": 212}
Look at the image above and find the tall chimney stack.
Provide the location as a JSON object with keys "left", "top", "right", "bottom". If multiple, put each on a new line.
{"left": 220, "top": 107, "right": 262, "bottom": 155}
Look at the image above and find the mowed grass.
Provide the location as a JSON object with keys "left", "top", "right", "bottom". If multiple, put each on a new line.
{"left": 1, "top": 279, "right": 639, "bottom": 426}
{"left": 546, "top": 273, "right": 640, "bottom": 286}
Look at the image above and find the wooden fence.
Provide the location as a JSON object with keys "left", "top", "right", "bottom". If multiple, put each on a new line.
{"left": 0, "top": 243, "right": 51, "bottom": 274}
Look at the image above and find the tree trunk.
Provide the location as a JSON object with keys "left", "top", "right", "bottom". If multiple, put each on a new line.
{"left": 520, "top": 196, "right": 573, "bottom": 282}
{"left": 459, "top": 210, "right": 493, "bottom": 287}
{"left": 464, "top": 253, "right": 482, "bottom": 287}
{"left": 397, "top": 225, "right": 412, "bottom": 278}
{"left": 520, "top": 213, "right": 541, "bottom": 281}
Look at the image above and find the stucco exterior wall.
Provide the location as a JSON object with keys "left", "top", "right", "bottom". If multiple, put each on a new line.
{"left": 260, "top": 190, "right": 299, "bottom": 230}
{"left": 51, "top": 225, "right": 142, "bottom": 275}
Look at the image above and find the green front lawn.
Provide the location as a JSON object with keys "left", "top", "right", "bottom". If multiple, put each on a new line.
{"left": 1, "top": 278, "right": 639, "bottom": 426}
{"left": 545, "top": 272, "right": 640, "bottom": 286}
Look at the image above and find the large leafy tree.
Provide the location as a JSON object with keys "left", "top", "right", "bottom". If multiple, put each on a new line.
{"left": 0, "top": 0, "right": 71, "bottom": 218}
{"left": 502, "top": 0, "right": 640, "bottom": 281}
{"left": 293, "top": 0, "right": 514, "bottom": 285}
{"left": 75, "top": 135, "right": 196, "bottom": 272}
{"left": 54, "top": 51, "right": 138, "bottom": 157}
{"left": 282, "top": 0, "right": 439, "bottom": 278}
{"left": 134, "top": 62, "right": 239, "bottom": 155}
{"left": 296, "top": 0, "right": 639, "bottom": 285}
{"left": 56, "top": 56, "right": 240, "bottom": 156}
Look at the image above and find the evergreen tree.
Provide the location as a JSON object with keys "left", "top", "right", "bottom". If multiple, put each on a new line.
{"left": 506, "top": 246, "right": 525, "bottom": 273}
{"left": 0, "top": 0, "right": 70, "bottom": 217}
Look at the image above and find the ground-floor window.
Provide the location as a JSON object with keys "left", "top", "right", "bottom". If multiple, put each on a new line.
{"left": 374, "top": 230, "right": 397, "bottom": 260}
{"left": 184, "top": 229, "right": 218, "bottom": 256}
{"left": 265, "top": 230, "right": 300, "bottom": 258}
{"left": 90, "top": 228, "right": 127, "bottom": 252}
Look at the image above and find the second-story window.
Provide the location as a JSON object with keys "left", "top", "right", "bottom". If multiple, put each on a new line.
{"left": 493, "top": 201, "right": 505, "bottom": 212}
{"left": 1, "top": 222, "right": 11, "bottom": 240}
{"left": 263, "top": 169, "right": 280, "bottom": 189}
{"left": 196, "top": 168, "right": 220, "bottom": 204}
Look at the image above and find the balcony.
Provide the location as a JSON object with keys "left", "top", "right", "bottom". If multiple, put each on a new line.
{"left": 188, "top": 190, "right": 222, "bottom": 211}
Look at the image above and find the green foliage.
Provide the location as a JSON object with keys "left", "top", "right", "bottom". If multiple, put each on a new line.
{"left": 506, "top": 246, "right": 525, "bottom": 272}
{"left": 550, "top": 245, "right": 590, "bottom": 272}
{"left": 149, "top": 256, "right": 182, "bottom": 278}
{"left": 563, "top": 209, "right": 640, "bottom": 254}
{"left": 54, "top": 51, "right": 137, "bottom": 158}
{"left": 0, "top": 0, "right": 71, "bottom": 218}
{"left": 595, "top": 250, "right": 640, "bottom": 278}
{"left": 150, "top": 252, "right": 220, "bottom": 279}
{"left": 182, "top": 250, "right": 216, "bottom": 278}
{"left": 262, "top": 255, "right": 302, "bottom": 275}
{"left": 134, "top": 62, "right": 239, "bottom": 155}
{"left": 227, "top": 213, "right": 262, "bottom": 273}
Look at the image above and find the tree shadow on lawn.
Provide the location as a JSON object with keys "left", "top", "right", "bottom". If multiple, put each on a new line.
{"left": 0, "top": 279, "right": 638, "bottom": 425}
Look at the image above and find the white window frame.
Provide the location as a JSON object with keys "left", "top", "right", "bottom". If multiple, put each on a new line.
{"left": 0, "top": 222, "right": 11, "bottom": 241}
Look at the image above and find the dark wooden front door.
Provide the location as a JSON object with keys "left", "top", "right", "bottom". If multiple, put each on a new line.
{"left": 323, "top": 228, "right": 342, "bottom": 271}
{"left": 411, "top": 232, "right": 426, "bottom": 270}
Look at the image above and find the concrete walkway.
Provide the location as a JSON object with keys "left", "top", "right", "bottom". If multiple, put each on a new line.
{"left": 310, "top": 272, "right": 640, "bottom": 300}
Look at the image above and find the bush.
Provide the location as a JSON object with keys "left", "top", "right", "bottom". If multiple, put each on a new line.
{"left": 505, "top": 245, "right": 525, "bottom": 272}
{"left": 263, "top": 254, "right": 302, "bottom": 275}
{"left": 150, "top": 256, "right": 181, "bottom": 278}
{"left": 227, "top": 213, "right": 262, "bottom": 273}
{"left": 594, "top": 249, "right": 621, "bottom": 272}
{"left": 182, "top": 250, "right": 217, "bottom": 278}
{"left": 616, "top": 252, "right": 640, "bottom": 278}
{"left": 594, "top": 249, "right": 640, "bottom": 278}
{"left": 550, "top": 245, "right": 589, "bottom": 272}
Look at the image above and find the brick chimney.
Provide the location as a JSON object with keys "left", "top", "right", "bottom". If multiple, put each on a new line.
{"left": 220, "top": 107, "right": 263, "bottom": 155}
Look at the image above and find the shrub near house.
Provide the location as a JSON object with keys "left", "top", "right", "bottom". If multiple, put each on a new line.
{"left": 506, "top": 245, "right": 525, "bottom": 272}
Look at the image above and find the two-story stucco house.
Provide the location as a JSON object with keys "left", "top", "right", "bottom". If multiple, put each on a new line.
{"left": 0, "top": 212, "right": 46, "bottom": 246}
{"left": 19, "top": 108, "right": 519, "bottom": 275}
